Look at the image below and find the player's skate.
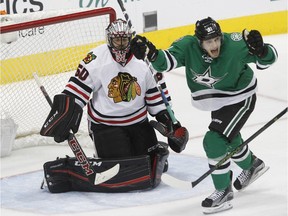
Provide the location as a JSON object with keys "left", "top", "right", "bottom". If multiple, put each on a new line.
{"left": 202, "top": 181, "right": 234, "bottom": 214}
{"left": 234, "top": 154, "right": 269, "bottom": 191}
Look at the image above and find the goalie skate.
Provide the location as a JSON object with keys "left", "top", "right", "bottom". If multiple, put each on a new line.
{"left": 234, "top": 154, "right": 269, "bottom": 191}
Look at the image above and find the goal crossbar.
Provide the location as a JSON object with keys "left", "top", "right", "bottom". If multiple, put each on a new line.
{"left": 1, "top": 7, "right": 116, "bottom": 33}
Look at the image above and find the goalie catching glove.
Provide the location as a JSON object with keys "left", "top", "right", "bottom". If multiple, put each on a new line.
{"left": 150, "top": 110, "right": 189, "bottom": 153}
{"left": 40, "top": 94, "right": 83, "bottom": 143}
{"left": 130, "top": 35, "right": 158, "bottom": 62}
{"left": 242, "top": 29, "right": 268, "bottom": 58}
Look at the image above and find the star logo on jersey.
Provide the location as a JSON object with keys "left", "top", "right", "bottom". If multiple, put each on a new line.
{"left": 191, "top": 66, "right": 224, "bottom": 88}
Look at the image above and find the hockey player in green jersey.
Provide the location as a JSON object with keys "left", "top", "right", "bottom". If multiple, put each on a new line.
{"left": 130, "top": 17, "right": 278, "bottom": 214}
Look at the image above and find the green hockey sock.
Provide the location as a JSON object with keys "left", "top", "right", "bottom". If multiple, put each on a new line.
{"left": 234, "top": 151, "right": 253, "bottom": 170}
{"left": 211, "top": 171, "right": 232, "bottom": 190}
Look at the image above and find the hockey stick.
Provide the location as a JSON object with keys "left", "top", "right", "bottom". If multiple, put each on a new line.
{"left": 33, "top": 72, "right": 120, "bottom": 185}
{"left": 117, "top": 0, "right": 177, "bottom": 124}
{"left": 161, "top": 107, "right": 288, "bottom": 189}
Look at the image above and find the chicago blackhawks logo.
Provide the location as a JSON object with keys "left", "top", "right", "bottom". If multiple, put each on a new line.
{"left": 83, "top": 52, "right": 97, "bottom": 64}
{"left": 108, "top": 72, "right": 141, "bottom": 103}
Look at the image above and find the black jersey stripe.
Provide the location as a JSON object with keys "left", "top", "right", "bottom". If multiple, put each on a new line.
{"left": 146, "top": 83, "right": 168, "bottom": 96}
{"left": 69, "top": 77, "right": 92, "bottom": 94}
{"left": 193, "top": 79, "right": 257, "bottom": 101}
{"left": 164, "top": 50, "right": 174, "bottom": 71}
{"left": 147, "top": 96, "right": 171, "bottom": 107}
{"left": 90, "top": 103, "right": 146, "bottom": 119}
{"left": 160, "top": 81, "right": 167, "bottom": 89}
{"left": 146, "top": 86, "right": 160, "bottom": 94}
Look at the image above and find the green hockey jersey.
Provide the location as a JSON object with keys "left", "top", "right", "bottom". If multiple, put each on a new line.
{"left": 152, "top": 32, "right": 278, "bottom": 111}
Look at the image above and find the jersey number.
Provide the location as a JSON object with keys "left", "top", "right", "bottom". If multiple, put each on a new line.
{"left": 75, "top": 64, "right": 89, "bottom": 81}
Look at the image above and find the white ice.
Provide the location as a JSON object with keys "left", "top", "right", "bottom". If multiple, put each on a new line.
{"left": 1, "top": 34, "right": 287, "bottom": 216}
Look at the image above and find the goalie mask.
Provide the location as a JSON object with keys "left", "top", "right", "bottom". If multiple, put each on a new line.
{"left": 106, "top": 19, "right": 133, "bottom": 66}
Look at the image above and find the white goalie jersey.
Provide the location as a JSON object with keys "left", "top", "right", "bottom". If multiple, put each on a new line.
{"left": 63, "top": 44, "right": 171, "bottom": 126}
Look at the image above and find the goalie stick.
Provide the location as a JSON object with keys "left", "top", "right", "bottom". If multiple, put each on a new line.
{"left": 117, "top": 0, "right": 177, "bottom": 124}
{"left": 161, "top": 107, "right": 287, "bottom": 189}
{"left": 33, "top": 72, "right": 120, "bottom": 185}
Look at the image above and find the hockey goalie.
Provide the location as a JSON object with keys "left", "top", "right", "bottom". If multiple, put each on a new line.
{"left": 40, "top": 19, "right": 189, "bottom": 193}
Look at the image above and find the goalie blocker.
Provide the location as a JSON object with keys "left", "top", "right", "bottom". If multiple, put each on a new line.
{"left": 40, "top": 94, "right": 83, "bottom": 143}
{"left": 42, "top": 142, "right": 169, "bottom": 193}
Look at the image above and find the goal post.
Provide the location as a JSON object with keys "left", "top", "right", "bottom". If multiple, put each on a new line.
{"left": 0, "top": 7, "right": 116, "bottom": 144}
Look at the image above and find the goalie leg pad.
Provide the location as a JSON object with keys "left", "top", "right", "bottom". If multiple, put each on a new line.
{"left": 43, "top": 155, "right": 154, "bottom": 193}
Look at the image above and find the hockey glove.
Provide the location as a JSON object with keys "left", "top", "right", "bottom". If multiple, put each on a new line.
{"left": 242, "top": 29, "right": 268, "bottom": 58}
{"left": 150, "top": 110, "right": 189, "bottom": 153}
{"left": 40, "top": 94, "right": 83, "bottom": 143}
{"left": 130, "top": 35, "right": 158, "bottom": 62}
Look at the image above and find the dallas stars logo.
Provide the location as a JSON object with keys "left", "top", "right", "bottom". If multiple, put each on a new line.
{"left": 191, "top": 66, "right": 225, "bottom": 88}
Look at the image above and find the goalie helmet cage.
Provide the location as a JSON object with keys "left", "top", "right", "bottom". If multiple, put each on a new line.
{"left": 0, "top": 8, "right": 116, "bottom": 140}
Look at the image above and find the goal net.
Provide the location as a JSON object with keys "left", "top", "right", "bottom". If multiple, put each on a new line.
{"left": 0, "top": 8, "right": 116, "bottom": 150}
